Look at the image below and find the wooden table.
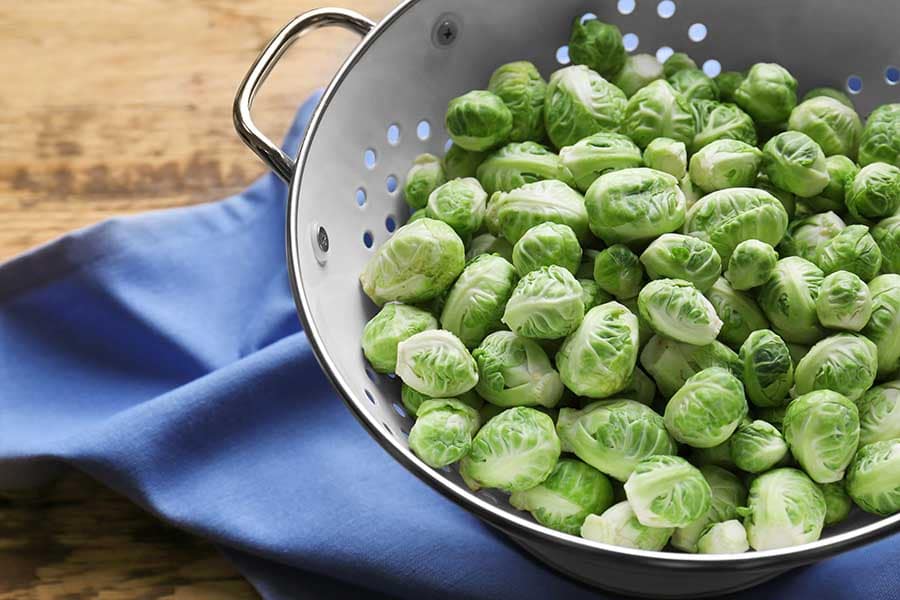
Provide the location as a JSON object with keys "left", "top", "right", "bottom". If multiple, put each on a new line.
{"left": 0, "top": 1, "right": 393, "bottom": 596}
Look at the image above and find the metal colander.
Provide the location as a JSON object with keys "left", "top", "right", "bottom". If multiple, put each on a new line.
{"left": 234, "top": 1, "right": 900, "bottom": 597}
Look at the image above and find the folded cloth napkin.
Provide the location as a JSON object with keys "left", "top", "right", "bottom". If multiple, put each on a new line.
{"left": 1, "top": 93, "right": 897, "bottom": 600}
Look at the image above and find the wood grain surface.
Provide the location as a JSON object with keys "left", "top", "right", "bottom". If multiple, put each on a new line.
{"left": 0, "top": 0, "right": 393, "bottom": 597}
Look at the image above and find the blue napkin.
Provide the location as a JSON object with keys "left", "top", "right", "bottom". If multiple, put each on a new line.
{"left": 1, "top": 93, "right": 897, "bottom": 600}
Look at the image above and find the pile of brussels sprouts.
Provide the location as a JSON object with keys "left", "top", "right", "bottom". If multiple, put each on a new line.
{"left": 359, "top": 17, "right": 900, "bottom": 555}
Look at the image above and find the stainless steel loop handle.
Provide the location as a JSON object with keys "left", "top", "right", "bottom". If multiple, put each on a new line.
{"left": 233, "top": 8, "right": 375, "bottom": 182}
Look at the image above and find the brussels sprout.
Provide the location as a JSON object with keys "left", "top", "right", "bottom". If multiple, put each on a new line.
{"left": 443, "top": 144, "right": 487, "bottom": 179}
{"left": 466, "top": 233, "right": 514, "bottom": 263}
{"left": 612, "top": 54, "right": 664, "bottom": 98}
{"left": 816, "top": 271, "right": 873, "bottom": 331}
{"left": 488, "top": 180, "right": 590, "bottom": 244}
{"left": 685, "top": 188, "right": 789, "bottom": 261}
{"left": 846, "top": 439, "right": 900, "bottom": 515}
{"left": 739, "top": 329, "right": 794, "bottom": 407}
{"left": 762, "top": 131, "right": 830, "bottom": 198}
{"left": 819, "top": 482, "right": 853, "bottom": 526}
{"left": 638, "top": 279, "right": 723, "bottom": 346}
{"left": 641, "top": 335, "right": 741, "bottom": 398}
{"left": 362, "top": 303, "right": 438, "bottom": 373}
{"left": 407, "top": 208, "right": 428, "bottom": 224}
{"left": 724, "top": 240, "right": 778, "bottom": 291}
{"left": 739, "top": 468, "right": 826, "bottom": 550}
{"left": 476, "top": 142, "right": 575, "bottom": 195}
{"left": 619, "top": 367, "right": 657, "bottom": 406}
{"left": 460, "top": 407, "right": 561, "bottom": 492}
{"left": 730, "top": 420, "right": 788, "bottom": 473}
{"left": 426, "top": 178, "right": 488, "bottom": 238}
{"left": 779, "top": 211, "right": 846, "bottom": 262}
{"left": 755, "top": 173, "right": 797, "bottom": 220}
{"left": 581, "top": 501, "right": 673, "bottom": 550}
{"left": 557, "top": 399, "right": 676, "bottom": 481}
{"left": 408, "top": 399, "right": 481, "bottom": 468}
{"left": 859, "top": 103, "right": 900, "bottom": 167}
{"left": 623, "top": 80, "right": 695, "bottom": 149}
{"left": 858, "top": 380, "right": 900, "bottom": 448}
{"left": 784, "top": 390, "right": 860, "bottom": 483}
{"left": 663, "top": 52, "right": 698, "bottom": 78}
{"left": 757, "top": 405, "right": 790, "bottom": 432}
{"left": 568, "top": 18, "right": 626, "bottom": 79}
{"left": 862, "top": 274, "right": 900, "bottom": 377}
{"left": 395, "top": 330, "right": 479, "bottom": 397}
{"left": 643, "top": 138, "right": 687, "bottom": 179}
{"left": 400, "top": 384, "right": 482, "bottom": 417}
{"left": 472, "top": 331, "right": 564, "bottom": 409}
{"left": 757, "top": 257, "right": 826, "bottom": 344}
{"left": 578, "top": 278, "right": 611, "bottom": 310}
{"left": 845, "top": 162, "right": 900, "bottom": 220}
{"left": 691, "top": 100, "right": 757, "bottom": 153}
{"left": 671, "top": 465, "right": 746, "bottom": 553}
{"left": 559, "top": 133, "right": 644, "bottom": 192}
{"left": 512, "top": 223, "right": 582, "bottom": 276}
{"left": 872, "top": 215, "right": 900, "bottom": 274}
{"left": 403, "top": 154, "right": 447, "bottom": 210}
{"left": 640, "top": 234, "right": 722, "bottom": 292}
{"left": 788, "top": 97, "right": 862, "bottom": 159}
{"left": 360, "top": 218, "right": 466, "bottom": 306}
{"left": 664, "top": 367, "right": 748, "bottom": 448}
{"left": 510, "top": 458, "right": 615, "bottom": 535}
{"left": 440, "top": 254, "right": 517, "bottom": 347}
{"left": 488, "top": 61, "right": 548, "bottom": 143}
{"left": 445, "top": 90, "right": 513, "bottom": 152}
{"left": 586, "top": 168, "right": 686, "bottom": 245}
{"left": 624, "top": 455, "right": 712, "bottom": 527}
{"left": 689, "top": 140, "right": 762, "bottom": 193}
{"left": 697, "top": 520, "right": 749, "bottom": 554}
{"left": 544, "top": 65, "right": 627, "bottom": 148}
{"left": 594, "top": 244, "right": 644, "bottom": 299}
{"left": 715, "top": 72, "right": 745, "bottom": 104}
{"left": 669, "top": 68, "right": 719, "bottom": 104}
{"left": 734, "top": 63, "right": 798, "bottom": 126}
{"left": 806, "top": 155, "right": 859, "bottom": 213}
{"left": 803, "top": 87, "right": 855, "bottom": 109}
{"left": 557, "top": 303, "right": 640, "bottom": 398}
{"left": 680, "top": 173, "right": 703, "bottom": 211}
{"left": 503, "top": 266, "right": 585, "bottom": 339}
{"left": 815, "top": 224, "right": 883, "bottom": 282}
{"left": 793, "top": 333, "right": 877, "bottom": 402}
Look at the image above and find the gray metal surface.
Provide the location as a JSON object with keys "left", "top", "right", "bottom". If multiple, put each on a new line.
{"left": 234, "top": 1, "right": 900, "bottom": 596}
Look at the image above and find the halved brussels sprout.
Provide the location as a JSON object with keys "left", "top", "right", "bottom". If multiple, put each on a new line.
{"left": 668, "top": 68, "right": 719, "bottom": 104}
{"left": 404, "top": 154, "right": 447, "bottom": 210}
{"left": 779, "top": 211, "right": 846, "bottom": 262}
{"left": 697, "top": 520, "right": 749, "bottom": 554}
{"left": 739, "top": 468, "right": 826, "bottom": 550}
{"left": 689, "top": 139, "right": 762, "bottom": 193}
{"left": 724, "top": 240, "right": 778, "bottom": 291}
{"left": 803, "top": 87, "right": 855, "bottom": 109}
{"left": 426, "top": 178, "right": 488, "bottom": 238}
{"left": 857, "top": 380, "right": 900, "bottom": 447}
{"left": 623, "top": 80, "right": 695, "bottom": 148}
{"left": 362, "top": 303, "right": 438, "bottom": 373}
{"left": 473, "top": 331, "right": 564, "bottom": 408}
{"left": 643, "top": 137, "right": 687, "bottom": 179}
{"left": 510, "top": 458, "right": 615, "bottom": 535}
{"left": 638, "top": 279, "right": 723, "bottom": 345}
{"left": 440, "top": 254, "right": 517, "bottom": 347}
{"left": 594, "top": 244, "right": 644, "bottom": 299}
{"left": 806, "top": 155, "right": 858, "bottom": 213}
{"left": 400, "top": 384, "right": 482, "bottom": 417}
{"left": 784, "top": 390, "right": 860, "bottom": 483}
{"left": 544, "top": 65, "right": 628, "bottom": 148}
{"left": 715, "top": 72, "right": 745, "bottom": 104}
{"left": 460, "top": 407, "right": 560, "bottom": 492}
{"left": 664, "top": 367, "right": 748, "bottom": 448}
{"left": 624, "top": 455, "right": 712, "bottom": 528}
{"left": 845, "top": 162, "right": 900, "bottom": 220}
{"left": 846, "top": 439, "right": 900, "bottom": 515}
{"left": 586, "top": 168, "right": 686, "bottom": 245}
{"left": 794, "top": 333, "right": 878, "bottom": 402}
{"left": 820, "top": 482, "right": 853, "bottom": 526}
{"left": 503, "top": 266, "right": 585, "bottom": 339}
{"left": 663, "top": 52, "right": 698, "bottom": 78}
{"left": 581, "top": 501, "right": 673, "bottom": 550}
{"left": 559, "top": 133, "right": 644, "bottom": 192}
{"left": 788, "top": 97, "right": 862, "bottom": 159}
{"left": 672, "top": 465, "right": 746, "bottom": 553}
{"left": 641, "top": 335, "right": 741, "bottom": 398}
{"left": 815, "top": 224, "right": 883, "bottom": 282}
{"left": 862, "top": 274, "right": 900, "bottom": 377}
{"left": 512, "top": 222, "right": 582, "bottom": 276}
{"left": 465, "top": 233, "right": 514, "bottom": 263}
{"left": 730, "top": 420, "right": 788, "bottom": 473}
{"left": 488, "top": 61, "right": 548, "bottom": 143}
{"left": 488, "top": 180, "right": 590, "bottom": 244}
{"left": 762, "top": 131, "right": 830, "bottom": 198}
{"left": 395, "top": 330, "right": 479, "bottom": 397}
{"left": 446, "top": 90, "right": 513, "bottom": 151}
{"left": 640, "top": 234, "right": 722, "bottom": 292}
{"left": 612, "top": 54, "right": 664, "bottom": 98}
{"left": 568, "top": 18, "right": 626, "bottom": 79}
{"left": 557, "top": 399, "right": 676, "bottom": 481}
{"left": 360, "top": 218, "right": 465, "bottom": 306}
{"left": 858, "top": 103, "right": 900, "bottom": 167}
{"left": 733, "top": 63, "right": 798, "bottom": 126}
{"left": 442, "top": 144, "right": 487, "bottom": 179}
{"left": 757, "top": 257, "right": 826, "bottom": 344}
{"left": 408, "top": 399, "right": 481, "bottom": 468}
{"left": 691, "top": 100, "right": 757, "bottom": 153}
{"left": 476, "top": 142, "right": 575, "bottom": 195}
{"left": 872, "top": 215, "right": 900, "bottom": 274}
{"left": 684, "top": 187, "right": 789, "bottom": 261}
{"left": 739, "top": 329, "right": 794, "bottom": 407}
{"left": 815, "top": 271, "right": 873, "bottom": 331}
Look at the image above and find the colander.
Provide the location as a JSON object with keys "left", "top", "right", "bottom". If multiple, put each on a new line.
{"left": 233, "top": 1, "right": 900, "bottom": 596}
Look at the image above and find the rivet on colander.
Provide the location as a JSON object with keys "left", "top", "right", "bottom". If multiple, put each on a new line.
{"left": 433, "top": 16, "right": 459, "bottom": 48}
{"left": 316, "top": 226, "right": 330, "bottom": 253}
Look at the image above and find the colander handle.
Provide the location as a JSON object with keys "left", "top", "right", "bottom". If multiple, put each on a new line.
{"left": 233, "top": 8, "right": 375, "bottom": 182}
